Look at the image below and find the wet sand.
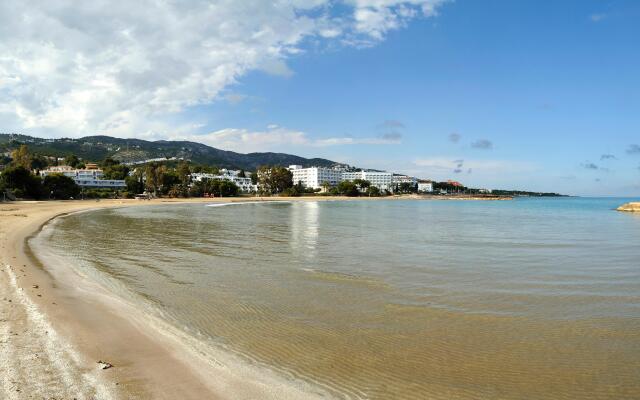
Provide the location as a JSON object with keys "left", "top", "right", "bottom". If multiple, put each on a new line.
{"left": 0, "top": 197, "right": 347, "bottom": 399}
{"left": 0, "top": 194, "right": 514, "bottom": 398}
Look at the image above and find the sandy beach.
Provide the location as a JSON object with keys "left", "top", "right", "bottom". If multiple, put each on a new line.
{"left": 0, "top": 197, "right": 345, "bottom": 399}
{"left": 0, "top": 194, "right": 512, "bottom": 399}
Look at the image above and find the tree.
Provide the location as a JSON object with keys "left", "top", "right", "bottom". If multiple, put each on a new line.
{"left": 125, "top": 169, "right": 144, "bottom": 194}
{"left": 176, "top": 162, "right": 191, "bottom": 186}
{"left": 43, "top": 174, "right": 80, "bottom": 200}
{"left": 192, "top": 178, "right": 239, "bottom": 197}
{"left": 177, "top": 162, "right": 191, "bottom": 184}
{"left": 0, "top": 166, "right": 43, "bottom": 199}
{"left": 144, "top": 163, "right": 166, "bottom": 196}
{"left": 103, "top": 164, "right": 130, "bottom": 180}
{"left": 353, "top": 179, "right": 371, "bottom": 192}
{"left": 282, "top": 182, "right": 304, "bottom": 197}
{"left": 337, "top": 181, "right": 360, "bottom": 197}
{"left": 167, "top": 184, "right": 188, "bottom": 198}
{"left": 216, "top": 180, "right": 239, "bottom": 197}
{"left": 367, "top": 186, "right": 381, "bottom": 197}
{"left": 101, "top": 157, "right": 119, "bottom": 168}
{"left": 238, "top": 169, "right": 246, "bottom": 178}
{"left": 11, "top": 145, "right": 31, "bottom": 169}
{"left": 321, "top": 180, "right": 331, "bottom": 193}
{"left": 0, "top": 154, "right": 11, "bottom": 166}
{"left": 250, "top": 171, "right": 258, "bottom": 185}
{"left": 257, "top": 166, "right": 293, "bottom": 194}
{"left": 159, "top": 169, "right": 180, "bottom": 195}
{"left": 65, "top": 154, "right": 80, "bottom": 168}
{"left": 396, "top": 182, "right": 418, "bottom": 194}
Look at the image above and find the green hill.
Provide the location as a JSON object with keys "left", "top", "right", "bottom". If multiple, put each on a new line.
{"left": 0, "top": 134, "right": 342, "bottom": 170}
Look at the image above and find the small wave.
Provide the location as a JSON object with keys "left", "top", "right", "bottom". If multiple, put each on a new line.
{"left": 301, "top": 268, "right": 389, "bottom": 288}
{"left": 206, "top": 200, "right": 293, "bottom": 208}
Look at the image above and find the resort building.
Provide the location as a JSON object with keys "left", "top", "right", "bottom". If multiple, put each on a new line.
{"left": 190, "top": 171, "right": 254, "bottom": 193}
{"left": 39, "top": 166, "right": 126, "bottom": 189}
{"left": 342, "top": 171, "right": 393, "bottom": 191}
{"left": 288, "top": 165, "right": 343, "bottom": 190}
{"left": 417, "top": 180, "right": 434, "bottom": 193}
{"left": 391, "top": 174, "right": 418, "bottom": 192}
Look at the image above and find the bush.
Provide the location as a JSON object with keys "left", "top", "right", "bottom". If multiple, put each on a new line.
{"left": 0, "top": 166, "right": 44, "bottom": 199}
{"left": 337, "top": 181, "right": 360, "bottom": 197}
{"left": 43, "top": 174, "right": 80, "bottom": 200}
{"left": 83, "top": 188, "right": 118, "bottom": 199}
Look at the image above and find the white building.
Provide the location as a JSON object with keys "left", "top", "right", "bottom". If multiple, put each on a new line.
{"left": 288, "top": 165, "right": 342, "bottom": 190}
{"left": 190, "top": 172, "right": 254, "bottom": 193}
{"left": 392, "top": 175, "right": 418, "bottom": 192}
{"left": 417, "top": 181, "right": 434, "bottom": 193}
{"left": 39, "top": 166, "right": 126, "bottom": 189}
{"left": 342, "top": 171, "right": 393, "bottom": 191}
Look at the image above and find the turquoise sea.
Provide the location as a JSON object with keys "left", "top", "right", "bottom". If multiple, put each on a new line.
{"left": 31, "top": 197, "right": 640, "bottom": 399}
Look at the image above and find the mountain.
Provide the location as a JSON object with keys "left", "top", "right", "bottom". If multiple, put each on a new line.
{"left": 0, "top": 134, "right": 342, "bottom": 170}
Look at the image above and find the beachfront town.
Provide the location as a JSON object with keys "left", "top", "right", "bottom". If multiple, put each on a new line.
{"left": 35, "top": 163, "right": 445, "bottom": 194}
{"left": 1, "top": 144, "right": 485, "bottom": 200}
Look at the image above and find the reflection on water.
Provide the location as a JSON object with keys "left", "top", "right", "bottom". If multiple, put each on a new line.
{"left": 290, "top": 201, "right": 320, "bottom": 259}
{"left": 32, "top": 198, "right": 640, "bottom": 399}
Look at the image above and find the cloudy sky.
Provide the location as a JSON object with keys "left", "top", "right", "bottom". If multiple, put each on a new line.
{"left": 1, "top": 0, "right": 639, "bottom": 196}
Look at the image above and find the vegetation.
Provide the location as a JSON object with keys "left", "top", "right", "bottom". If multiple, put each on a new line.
{"left": 0, "top": 133, "right": 340, "bottom": 171}
{"left": 43, "top": 174, "right": 80, "bottom": 200}
{"left": 102, "top": 158, "right": 130, "bottom": 180}
{"left": 0, "top": 165, "right": 43, "bottom": 199}
{"left": 0, "top": 138, "right": 565, "bottom": 201}
{"left": 190, "top": 178, "right": 239, "bottom": 197}
{"left": 335, "top": 180, "right": 360, "bottom": 197}
{"left": 257, "top": 166, "right": 293, "bottom": 194}
{"left": 394, "top": 181, "right": 418, "bottom": 194}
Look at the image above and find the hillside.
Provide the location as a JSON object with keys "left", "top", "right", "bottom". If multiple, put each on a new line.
{"left": 0, "top": 134, "right": 341, "bottom": 170}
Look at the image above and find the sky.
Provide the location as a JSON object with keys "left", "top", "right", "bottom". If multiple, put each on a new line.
{"left": 0, "top": 0, "right": 639, "bottom": 196}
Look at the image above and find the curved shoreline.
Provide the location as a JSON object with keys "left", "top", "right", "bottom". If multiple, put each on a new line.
{"left": 0, "top": 198, "right": 343, "bottom": 399}
{"left": 0, "top": 194, "right": 513, "bottom": 398}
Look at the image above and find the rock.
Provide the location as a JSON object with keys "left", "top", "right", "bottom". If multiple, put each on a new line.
{"left": 617, "top": 202, "right": 640, "bottom": 212}
{"left": 32, "top": 284, "right": 39, "bottom": 289}
{"left": 98, "top": 360, "right": 114, "bottom": 370}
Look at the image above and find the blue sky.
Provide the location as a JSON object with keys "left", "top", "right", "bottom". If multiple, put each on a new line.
{"left": 1, "top": 0, "right": 638, "bottom": 195}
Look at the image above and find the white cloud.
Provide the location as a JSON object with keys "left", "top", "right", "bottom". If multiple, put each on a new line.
{"left": 349, "top": 0, "right": 448, "bottom": 40}
{"left": 224, "top": 93, "right": 248, "bottom": 105}
{"left": 0, "top": 0, "right": 447, "bottom": 137}
{"left": 314, "top": 136, "right": 402, "bottom": 146}
{"left": 161, "top": 124, "right": 401, "bottom": 152}
{"left": 413, "top": 157, "right": 536, "bottom": 174}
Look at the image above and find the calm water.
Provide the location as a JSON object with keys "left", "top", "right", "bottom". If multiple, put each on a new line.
{"left": 33, "top": 198, "right": 640, "bottom": 399}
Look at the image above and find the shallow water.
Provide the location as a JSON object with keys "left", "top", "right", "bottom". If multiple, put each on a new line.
{"left": 33, "top": 198, "right": 640, "bottom": 399}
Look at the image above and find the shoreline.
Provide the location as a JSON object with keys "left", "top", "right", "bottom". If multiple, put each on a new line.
{"left": 0, "top": 194, "right": 511, "bottom": 398}
{"left": 1, "top": 198, "right": 345, "bottom": 399}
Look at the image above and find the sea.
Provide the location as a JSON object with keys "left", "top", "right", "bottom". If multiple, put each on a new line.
{"left": 30, "top": 197, "right": 640, "bottom": 399}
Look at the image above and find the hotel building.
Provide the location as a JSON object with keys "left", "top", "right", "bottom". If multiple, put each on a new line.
{"left": 342, "top": 171, "right": 393, "bottom": 191}
{"left": 288, "top": 165, "right": 343, "bottom": 190}
{"left": 39, "top": 166, "right": 126, "bottom": 189}
{"left": 417, "top": 180, "right": 434, "bottom": 193}
{"left": 190, "top": 171, "right": 255, "bottom": 193}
